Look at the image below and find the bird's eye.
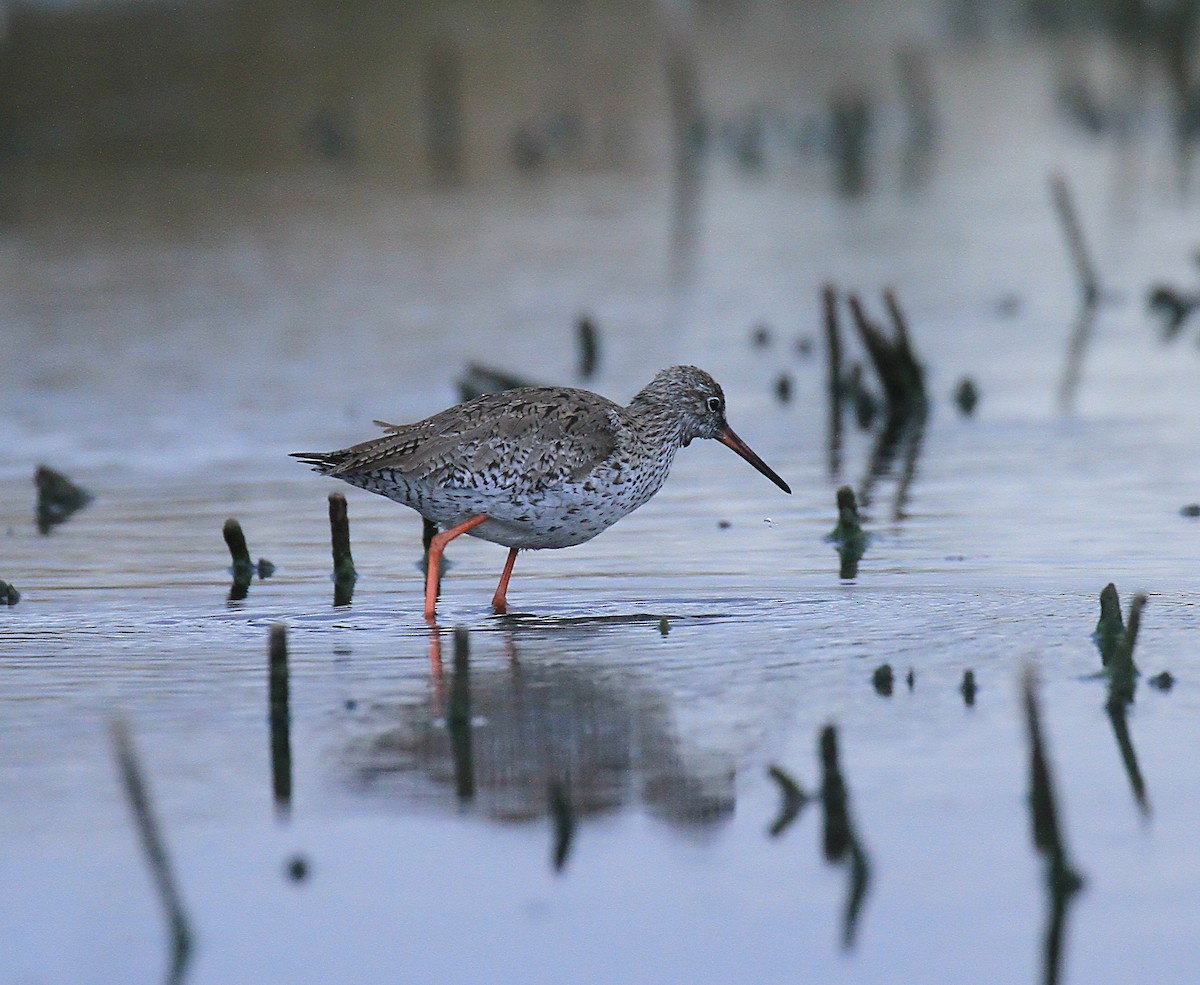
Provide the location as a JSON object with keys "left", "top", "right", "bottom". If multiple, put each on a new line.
{"left": 706, "top": 396, "right": 723, "bottom": 413}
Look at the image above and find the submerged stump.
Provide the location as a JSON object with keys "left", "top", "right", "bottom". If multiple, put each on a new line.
{"left": 35, "top": 465, "right": 93, "bottom": 534}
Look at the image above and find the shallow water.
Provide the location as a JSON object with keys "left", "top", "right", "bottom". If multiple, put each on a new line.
{"left": 3, "top": 25, "right": 1200, "bottom": 985}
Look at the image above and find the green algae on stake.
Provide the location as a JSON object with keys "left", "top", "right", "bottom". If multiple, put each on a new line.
{"left": 222, "top": 518, "right": 274, "bottom": 602}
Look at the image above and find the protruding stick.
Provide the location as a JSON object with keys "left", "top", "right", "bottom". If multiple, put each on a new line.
{"left": 549, "top": 780, "right": 575, "bottom": 872}
{"left": 1050, "top": 173, "right": 1100, "bottom": 306}
{"left": 577, "top": 315, "right": 600, "bottom": 379}
{"left": 269, "top": 623, "right": 292, "bottom": 816}
{"left": 1092, "top": 583, "right": 1125, "bottom": 668}
{"left": 961, "top": 669, "right": 978, "bottom": 706}
{"left": 328, "top": 493, "right": 357, "bottom": 606}
{"left": 224, "top": 518, "right": 255, "bottom": 601}
{"left": 828, "top": 485, "right": 868, "bottom": 580}
{"left": 823, "top": 285, "right": 843, "bottom": 476}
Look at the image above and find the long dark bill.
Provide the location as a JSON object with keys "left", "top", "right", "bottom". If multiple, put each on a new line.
{"left": 717, "top": 426, "right": 792, "bottom": 494}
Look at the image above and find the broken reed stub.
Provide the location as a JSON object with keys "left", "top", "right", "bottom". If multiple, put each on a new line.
{"left": 823, "top": 284, "right": 843, "bottom": 400}
{"left": 268, "top": 623, "right": 292, "bottom": 814}
{"left": 456, "top": 362, "right": 536, "bottom": 401}
{"left": 223, "top": 518, "right": 256, "bottom": 581}
{"left": 35, "top": 464, "right": 93, "bottom": 534}
{"left": 285, "top": 855, "right": 310, "bottom": 883}
{"left": 828, "top": 485, "right": 868, "bottom": 578}
{"left": 1092, "top": 582, "right": 1125, "bottom": 667}
{"left": 848, "top": 365, "right": 879, "bottom": 430}
{"left": 847, "top": 291, "right": 927, "bottom": 416}
{"left": 961, "top": 669, "right": 978, "bottom": 706}
{"left": 775, "top": 373, "right": 793, "bottom": 403}
{"left": 1049, "top": 172, "right": 1100, "bottom": 307}
{"left": 328, "top": 492, "right": 357, "bottom": 581}
{"left": 577, "top": 315, "right": 600, "bottom": 379}
{"left": 549, "top": 779, "right": 575, "bottom": 872}
{"left": 1148, "top": 671, "right": 1174, "bottom": 691}
{"left": 223, "top": 518, "right": 273, "bottom": 590}
{"left": 1147, "top": 284, "right": 1199, "bottom": 341}
{"left": 954, "top": 377, "right": 980, "bottom": 416}
{"left": 1110, "top": 592, "right": 1146, "bottom": 682}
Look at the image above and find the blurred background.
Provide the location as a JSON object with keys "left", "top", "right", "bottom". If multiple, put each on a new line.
{"left": 6, "top": 0, "right": 1200, "bottom": 473}
{"left": 2, "top": 0, "right": 1198, "bottom": 186}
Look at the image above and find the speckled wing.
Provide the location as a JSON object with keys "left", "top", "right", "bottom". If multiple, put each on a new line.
{"left": 323, "top": 387, "right": 623, "bottom": 493}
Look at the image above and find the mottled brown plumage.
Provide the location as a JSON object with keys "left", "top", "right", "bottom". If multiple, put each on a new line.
{"left": 293, "top": 366, "right": 790, "bottom": 619}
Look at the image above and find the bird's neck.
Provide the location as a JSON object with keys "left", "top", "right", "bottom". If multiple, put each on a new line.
{"left": 626, "top": 389, "right": 688, "bottom": 458}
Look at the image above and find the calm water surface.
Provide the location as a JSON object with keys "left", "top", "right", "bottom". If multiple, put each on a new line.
{"left": 3, "top": 38, "right": 1200, "bottom": 985}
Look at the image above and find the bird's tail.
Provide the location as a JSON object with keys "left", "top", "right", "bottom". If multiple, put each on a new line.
{"left": 289, "top": 450, "right": 344, "bottom": 474}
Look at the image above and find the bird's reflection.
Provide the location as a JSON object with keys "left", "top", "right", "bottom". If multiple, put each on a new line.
{"left": 340, "top": 625, "right": 735, "bottom": 862}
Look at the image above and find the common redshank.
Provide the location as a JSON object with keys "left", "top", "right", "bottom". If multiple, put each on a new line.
{"left": 293, "top": 365, "right": 790, "bottom": 621}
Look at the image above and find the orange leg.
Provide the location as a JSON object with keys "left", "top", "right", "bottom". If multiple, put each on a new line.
{"left": 491, "top": 547, "right": 519, "bottom": 614}
{"left": 424, "top": 514, "right": 489, "bottom": 623}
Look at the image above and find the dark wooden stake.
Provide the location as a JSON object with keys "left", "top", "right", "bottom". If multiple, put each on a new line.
{"left": 577, "top": 315, "right": 600, "bottom": 379}
{"left": 823, "top": 284, "right": 843, "bottom": 476}
{"left": 269, "top": 623, "right": 292, "bottom": 817}
{"left": 328, "top": 493, "right": 357, "bottom": 606}
{"left": 223, "top": 518, "right": 255, "bottom": 600}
